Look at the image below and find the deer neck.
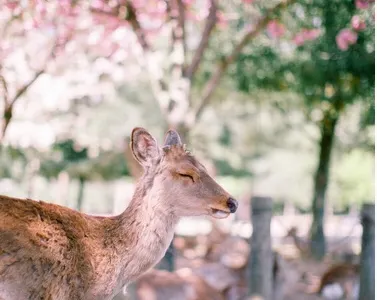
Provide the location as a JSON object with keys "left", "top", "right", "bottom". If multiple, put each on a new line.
{"left": 112, "top": 179, "right": 179, "bottom": 285}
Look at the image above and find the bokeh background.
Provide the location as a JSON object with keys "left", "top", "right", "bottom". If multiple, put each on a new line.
{"left": 0, "top": 0, "right": 375, "bottom": 299}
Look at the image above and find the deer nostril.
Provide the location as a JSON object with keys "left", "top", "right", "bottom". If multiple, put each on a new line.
{"left": 227, "top": 198, "right": 238, "bottom": 213}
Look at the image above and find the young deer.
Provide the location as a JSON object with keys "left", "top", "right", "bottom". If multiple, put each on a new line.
{"left": 0, "top": 128, "right": 238, "bottom": 300}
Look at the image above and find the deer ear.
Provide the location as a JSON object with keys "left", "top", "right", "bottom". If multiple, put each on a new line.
{"left": 131, "top": 128, "right": 159, "bottom": 167}
{"left": 164, "top": 129, "right": 182, "bottom": 146}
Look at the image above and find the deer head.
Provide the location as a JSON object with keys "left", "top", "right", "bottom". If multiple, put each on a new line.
{"left": 130, "top": 127, "right": 238, "bottom": 219}
{"left": 286, "top": 226, "right": 298, "bottom": 237}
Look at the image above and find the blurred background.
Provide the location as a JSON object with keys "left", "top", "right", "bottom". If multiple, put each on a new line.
{"left": 0, "top": 0, "right": 375, "bottom": 299}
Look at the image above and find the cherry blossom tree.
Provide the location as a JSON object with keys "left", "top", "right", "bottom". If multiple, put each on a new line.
{"left": 0, "top": 1, "right": 80, "bottom": 142}
{"left": 1, "top": 0, "right": 297, "bottom": 144}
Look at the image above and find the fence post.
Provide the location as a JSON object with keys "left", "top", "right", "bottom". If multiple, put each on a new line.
{"left": 358, "top": 203, "right": 375, "bottom": 300}
{"left": 248, "top": 196, "right": 273, "bottom": 300}
{"left": 156, "top": 242, "right": 175, "bottom": 272}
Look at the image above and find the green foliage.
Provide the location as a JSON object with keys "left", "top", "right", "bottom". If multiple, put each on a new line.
{"left": 40, "top": 139, "right": 130, "bottom": 181}
{"left": 292, "top": 1, "right": 374, "bottom": 108}
{"left": 230, "top": 0, "right": 374, "bottom": 114}
{"left": 330, "top": 149, "right": 374, "bottom": 208}
{"left": 0, "top": 146, "right": 28, "bottom": 181}
{"left": 53, "top": 140, "right": 88, "bottom": 163}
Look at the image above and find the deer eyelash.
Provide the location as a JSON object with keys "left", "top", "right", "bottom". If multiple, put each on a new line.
{"left": 178, "top": 173, "right": 194, "bottom": 182}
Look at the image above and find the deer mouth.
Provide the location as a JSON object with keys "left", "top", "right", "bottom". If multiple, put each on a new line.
{"left": 210, "top": 208, "right": 230, "bottom": 219}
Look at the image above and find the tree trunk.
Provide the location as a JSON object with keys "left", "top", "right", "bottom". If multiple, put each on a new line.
{"left": 359, "top": 203, "right": 375, "bottom": 300}
{"left": 57, "top": 171, "right": 70, "bottom": 206}
{"left": 309, "top": 112, "right": 339, "bottom": 260}
{"left": 0, "top": 105, "right": 12, "bottom": 143}
{"left": 76, "top": 176, "right": 85, "bottom": 212}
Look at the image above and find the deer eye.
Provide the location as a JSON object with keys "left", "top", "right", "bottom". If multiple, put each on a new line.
{"left": 178, "top": 173, "right": 194, "bottom": 182}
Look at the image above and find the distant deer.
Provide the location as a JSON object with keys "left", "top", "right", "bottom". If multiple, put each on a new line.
{"left": 317, "top": 263, "right": 360, "bottom": 300}
{"left": 0, "top": 128, "right": 238, "bottom": 300}
{"left": 286, "top": 226, "right": 310, "bottom": 256}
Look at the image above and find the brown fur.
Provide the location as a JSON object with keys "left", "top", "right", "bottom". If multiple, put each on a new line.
{"left": 0, "top": 128, "right": 237, "bottom": 300}
{"left": 317, "top": 263, "right": 360, "bottom": 296}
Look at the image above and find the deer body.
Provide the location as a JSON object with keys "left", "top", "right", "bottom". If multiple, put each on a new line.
{"left": 318, "top": 263, "right": 360, "bottom": 300}
{"left": 0, "top": 128, "right": 237, "bottom": 300}
{"left": 0, "top": 193, "right": 175, "bottom": 300}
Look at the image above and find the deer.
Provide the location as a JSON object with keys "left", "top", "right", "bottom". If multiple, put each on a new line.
{"left": 317, "top": 263, "right": 360, "bottom": 300}
{"left": 286, "top": 226, "right": 310, "bottom": 256}
{"left": 0, "top": 127, "right": 238, "bottom": 300}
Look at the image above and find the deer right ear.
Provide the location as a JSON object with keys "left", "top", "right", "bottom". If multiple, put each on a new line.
{"left": 130, "top": 127, "right": 159, "bottom": 167}
{"left": 164, "top": 129, "right": 182, "bottom": 146}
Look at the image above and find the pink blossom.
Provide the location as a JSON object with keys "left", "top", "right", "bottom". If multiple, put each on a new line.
{"left": 36, "top": 2, "right": 47, "bottom": 18}
{"left": 243, "top": 0, "right": 254, "bottom": 4}
{"left": 216, "top": 11, "right": 228, "bottom": 29}
{"left": 5, "top": 1, "right": 18, "bottom": 11}
{"left": 267, "top": 20, "right": 285, "bottom": 39}
{"left": 355, "top": 0, "right": 369, "bottom": 9}
{"left": 336, "top": 29, "right": 358, "bottom": 51}
{"left": 91, "top": 0, "right": 105, "bottom": 10}
{"left": 351, "top": 15, "right": 366, "bottom": 31}
{"left": 304, "top": 29, "right": 321, "bottom": 40}
{"left": 293, "top": 34, "right": 306, "bottom": 46}
{"left": 293, "top": 29, "right": 321, "bottom": 46}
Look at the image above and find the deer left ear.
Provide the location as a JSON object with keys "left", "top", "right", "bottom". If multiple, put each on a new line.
{"left": 130, "top": 127, "right": 160, "bottom": 167}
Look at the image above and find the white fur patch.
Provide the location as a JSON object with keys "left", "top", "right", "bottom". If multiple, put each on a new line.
{"left": 321, "top": 283, "right": 343, "bottom": 299}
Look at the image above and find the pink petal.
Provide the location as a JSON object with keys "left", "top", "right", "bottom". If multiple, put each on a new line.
{"left": 305, "top": 29, "right": 321, "bottom": 40}
{"left": 293, "top": 34, "right": 305, "bottom": 46}
{"left": 293, "top": 28, "right": 321, "bottom": 46}
{"left": 336, "top": 35, "right": 349, "bottom": 51}
{"left": 336, "top": 29, "right": 358, "bottom": 51}
{"left": 216, "top": 11, "right": 228, "bottom": 28}
{"left": 345, "top": 30, "right": 358, "bottom": 44}
{"left": 351, "top": 15, "right": 366, "bottom": 31}
{"left": 267, "top": 20, "right": 285, "bottom": 39}
{"left": 5, "top": 1, "right": 18, "bottom": 10}
{"left": 355, "top": 0, "right": 370, "bottom": 9}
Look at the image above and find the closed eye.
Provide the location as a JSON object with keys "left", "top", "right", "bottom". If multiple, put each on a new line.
{"left": 178, "top": 173, "right": 194, "bottom": 182}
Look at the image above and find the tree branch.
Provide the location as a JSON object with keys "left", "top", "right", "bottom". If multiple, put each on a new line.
{"left": 177, "top": 0, "right": 187, "bottom": 56}
{"left": 165, "top": 0, "right": 186, "bottom": 74}
{"left": 0, "top": 27, "right": 71, "bottom": 143}
{"left": 125, "top": 0, "right": 173, "bottom": 114}
{"left": 11, "top": 69, "right": 45, "bottom": 106}
{"left": 0, "top": 74, "right": 9, "bottom": 105}
{"left": 194, "top": 0, "right": 296, "bottom": 121}
{"left": 0, "top": 69, "right": 45, "bottom": 143}
{"left": 125, "top": 1, "right": 150, "bottom": 51}
{"left": 186, "top": 0, "right": 217, "bottom": 80}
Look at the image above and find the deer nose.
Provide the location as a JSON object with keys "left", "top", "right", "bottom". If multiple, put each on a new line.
{"left": 227, "top": 198, "right": 238, "bottom": 213}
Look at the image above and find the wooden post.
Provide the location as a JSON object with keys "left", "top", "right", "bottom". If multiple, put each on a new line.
{"left": 156, "top": 243, "right": 175, "bottom": 271}
{"left": 358, "top": 203, "right": 375, "bottom": 300}
{"left": 248, "top": 196, "right": 273, "bottom": 300}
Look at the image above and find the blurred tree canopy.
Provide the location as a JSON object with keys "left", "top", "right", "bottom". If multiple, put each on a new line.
{"left": 0, "top": 0, "right": 374, "bottom": 250}
{"left": 229, "top": 0, "right": 374, "bottom": 259}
